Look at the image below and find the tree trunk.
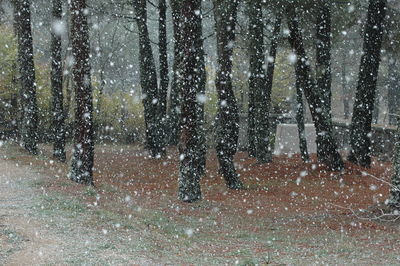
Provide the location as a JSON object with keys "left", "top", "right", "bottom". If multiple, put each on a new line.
{"left": 51, "top": 0, "right": 66, "bottom": 162}
{"left": 388, "top": 57, "right": 400, "bottom": 126}
{"left": 247, "top": 0, "right": 272, "bottom": 163}
{"left": 389, "top": 112, "right": 400, "bottom": 210}
{"left": 373, "top": 89, "right": 380, "bottom": 124}
{"left": 287, "top": 6, "right": 344, "bottom": 171}
{"left": 264, "top": 13, "right": 282, "bottom": 156}
{"left": 348, "top": 0, "right": 386, "bottom": 167}
{"left": 158, "top": 0, "right": 168, "bottom": 149}
{"left": 315, "top": 0, "right": 332, "bottom": 161}
{"left": 341, "top": 49, "right": 350, "bottom": 120}
{"left": 133, "top": 0, "right": 164, "bottom": 157}
{"left": 177, "top": 0, "right": 204, "bottom": 202}
{"left": 168, "top": 0, "right": 183, "bottom": 146}
{"left": 14, "top": 0, "right": 38, "bottom": 155}
{"left": 213, "top": 0, "right": 243, "bottom": 189}
{"left": 69, "top": 0, "right": 94, "bottom": 185}
{"left": 295, "top": 79, "right": 309, "bottom": 162}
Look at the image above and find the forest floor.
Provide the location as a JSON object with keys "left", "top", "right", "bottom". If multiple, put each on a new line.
{"left": 1, "top": 142, "right": 400, "bottom": 265}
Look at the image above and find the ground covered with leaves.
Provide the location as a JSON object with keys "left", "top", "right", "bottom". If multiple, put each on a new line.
{"left": 1, "top": 142, "right": 400, "bottom": 265}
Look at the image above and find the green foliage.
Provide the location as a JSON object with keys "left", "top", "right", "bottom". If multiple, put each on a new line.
{"left": 0, "top": 25, "right": 18, "bottom": 94}
{"left": 271, "top": 49, "right": 296, "bottom": 114}
{"left": 35, "top": 63, "right": 52, "bottom": 136}
{"left": 93, "top": 89, "right": 145, "bottom": 143}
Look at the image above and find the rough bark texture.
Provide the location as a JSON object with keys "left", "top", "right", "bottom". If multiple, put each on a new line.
{"left": 295, "top": 78, "right": 309, "bottom": 162}
{"left": 315, "top": 0, "right": 332, "bottom": 161}
{"left": 247, "top": 0, "right": 271, "bottom": 163}
{"left": 133, "top": 0, "right": 164, "bottom": 157}
{"left": 264, "top": 13, "right": 282, "bottom": 156}
{"left": 51, "top": 0, "right": 66, "bottom": 162}
{"left": 158, "top": 0, "right": 168, "bottom": 149}
{"left": 388, "top": 57, "right": 400, "bottom": 125}
{"left": 168, "top": 1, "right": 182, "bottom": 146}
{"left": 177, "top": 0, "right": 204, "bottom": 202}
{"left": 214, "top": 0, "right": 243, "bottom": 189}
{"left": 69, "top": 0, "right": 94, "bottom": 185}
{"left": 389, "top": 116, "right": 400, "bottom": 210}
{"left": 14, "top": 0, "right": 38, "bottom": 155}
{"left": 265, "top": 13, "right": 281, "bottom": 109}
{"left": 341, "top": 50, "right": 350, "bottom": 120}
{"left": 287, "top": 6, "right": 344, "bottom": 171}
{"left": 348, "top": 0, "right": 386, "bottom": 167}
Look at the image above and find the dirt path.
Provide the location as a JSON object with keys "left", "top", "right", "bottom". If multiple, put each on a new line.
{"left": 0, "top": 156, "right": 157, "bottom": 265}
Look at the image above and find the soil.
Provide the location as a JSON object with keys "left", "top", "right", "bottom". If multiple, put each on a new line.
{"left": 1, "top": 142, "right": 400, "bottom": 265}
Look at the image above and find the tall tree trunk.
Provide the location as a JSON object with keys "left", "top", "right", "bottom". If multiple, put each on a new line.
{"left": 389, "top": 109, "right": 400, "bottom": 210}
{"left": 341, "top": 49, "right": 350, "bottom": 120}
{"left": 315, "top": 0, "right": 332, "bottom": 161}
{"left": 264, "top": 13, "right": 282, "bottom": 156}
{"left": 295, "top": 78, "right": 309, "bottom": 162}
{"left": 247, "top": 0, "right": 271, "bottom": 163}
{"left": 14, "top": 0, "right": 38, "bottom": 155}
{"left": 195, "top": 23, "right": 207, "bottom": 178}
{"left": 287, "top": 6, "right": 344, "bottom": 171}
{"left": 177, "top": 0, "right": 204, "bottom": 202}
{"left": 213, "top": 0, "right": 243, "bottom": 189}
{"left": 133, "top": 0, "right": 164, "bottom": 157}
{"left": 388, "top": 57, "right": 400, "bottom": 125}
{"left": 348, "top": 0, "right": 386, "bottom": 167}
{"left": 51, "top": 0, "right": 66, "bottom": 162}
{"left": 69, "top": 0, "right": 94, "bottom": 185}
{"left": 373, "top": 88, "right": 381, "bottom": 124}
{"left": 168, "top": 0, "right": 182, "bottom": 146}
{"left": 158, "top": 0, "right": 168, "bottom": 149}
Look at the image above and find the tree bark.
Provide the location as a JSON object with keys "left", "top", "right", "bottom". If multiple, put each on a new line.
{"left": 51, "top": 0, "right": 66, "bottom": 162}
{"left": 177, "top": 0, "right": 204, "bottom": 202}
{"left": 14, "top": 0, "right": 38, "bottom": 155}
{"left": 214, "top": 0, "right": 243, "bottom": 189}
{"left": 388, "top": 57, "right": 400, "bottom": 125}
{"left": 168, "top": 0, "right": 183, "bottom": 146}
{"left": 348, "top": 0, "right": 387, "bottom": 167}
{"left": 287, "top": 6, "right": 344, "bottom": 171}
{"left": 295, "top": 78, "right": 309, "bottom": 162}
{"left": 158, "top": 0, "right": 168, "bottom": 149}
{"left": 315, "top": 0, "right": 332, "bottom": 161}
{"left": 341, "top": 49, "right": 350, "bottom": 120}
{"left": 133, "top": 0, "right": 164, "bottom": 157}
{"left": 247, "top": 0, "right": 272, "bottom": 163}
{"left": 264, "top": 13, "right": 282, "bottom": 156}
{"left": 389, "top": 112, "right": 400, "bottom": 210}
{"left": 69, "top": 0, "right": 94, "bottom": 185}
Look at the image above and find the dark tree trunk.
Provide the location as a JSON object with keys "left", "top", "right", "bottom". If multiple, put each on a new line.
{"left": 247, "top": 0, "right": 272, "bottom": 163}
{"left": 168, "top": 0, "right": 183, "bottom": 146}
{"left": 177, "top": 0, "right": 205, "bottom": 202}
{"left": 315, "top": 0, "right": 332, "bottom": 161}
{"left": 348, "top": 0, "right": 386, "bottom": 167}
{"left": 14, "top": 0, "right": 38, "bottom": 155}
{"left": 69, "top": 0, "right": 94, "bottom": 185}
{"left": 158, "top": 0, "right": 168, "bottom": 149}
{"left": 194, "top": 24, "right": 207, "bottom": 178}
{"left": 51, "top": 0, "right": 66, "bottom": 162}
{"left": 133, "top": 0, "right": 164, "bottom": 157}
{"left": 295, "top": 78, "right": 309, "bottom": 162}
{"left": 373, "top": 89, "right": 381, "bottom": 124}
{"left": 264, "top": 13, "right": 282, "bottom": 155}
{"left": 341, "top": 50, "right": 350, "bottom": 120}
{"left": 287, "top": 7, "right": 344, "bottom": 171}
{"left": 389, "top": 112, "right": 400, "bottom": 210}
{"left": 213, "top": 0, "right": 243, "bottom": 189}
{"left": 388, "top": 57, "right": 400, "bottom": 125}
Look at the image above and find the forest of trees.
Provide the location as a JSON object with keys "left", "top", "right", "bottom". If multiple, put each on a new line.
{"left": 0, "top": 0, "right": 400, "bottom": 209}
